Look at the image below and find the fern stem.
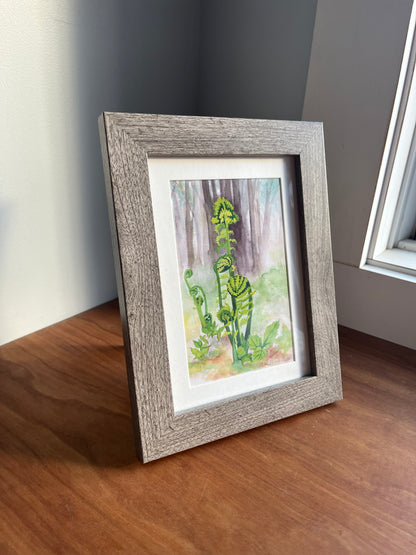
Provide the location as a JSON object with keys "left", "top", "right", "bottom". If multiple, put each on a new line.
{"left": 213, "top": 264, "right": 223, "bottom": 310}
{"left": 230, "top": 321, "right": 238, "bottom": 363}
{"left": 244, "top": 287, "right": 253, "bottom": 341}
{"left": 196, "top": 285, "right": 208, "bottom": 314}
{"left": 184, "top": 271, "right": 209, "bottom": 333}
{"left": 231, "top": 296, "right": 242, "bottom": 348}
{"left": 224, "top": 220, "right": 231, "bottom": 256}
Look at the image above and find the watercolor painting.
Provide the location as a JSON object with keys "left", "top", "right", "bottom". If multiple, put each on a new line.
{"left": 170, "top": 178, "right": 293, "bottom": 386}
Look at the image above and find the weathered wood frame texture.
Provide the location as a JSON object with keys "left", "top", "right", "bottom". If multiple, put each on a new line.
{"left": 98, "top": 113, "right": 342, "bottom": 463}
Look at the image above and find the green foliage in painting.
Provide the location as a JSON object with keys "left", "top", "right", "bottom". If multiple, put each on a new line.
{"left": 211, "top": 198, "right": 238, "bottom": 254}
{"left": 251, "top": 321, "right": 280, "bottom": 361}
{"left": 184, "top": 196, "right": 287, "bottom": 367}
{"left": 276, "top": 324, "right": 292, "bottom": 354}
{"left": 257, "top": 266, "right": 289, "bottom": 300}
{"left": 217, "top": 305, "right": 234, "bottom": 325}
{"left": 263, "top": 321, "right": 280, "bottom": 349}
{"left": 190, "top": 335, "right": 210, "bottom": 361}
{"left": 227, "top": 275, "right": 250, "bottom": 298}
{"left": 215, "top": 255, "right": 234, "bottom": 274}
{"left": 211, "top": 198, "right": 239, "bottom": 226}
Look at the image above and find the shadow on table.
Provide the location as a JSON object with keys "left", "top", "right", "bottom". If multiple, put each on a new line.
{"left": 0, "top": 344, "right": 138, "bottom": 468}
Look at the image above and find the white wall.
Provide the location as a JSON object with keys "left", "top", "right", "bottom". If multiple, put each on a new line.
{"left": 303, "top": 0, "right": 416, "bottom": 348}
{"left": 0, "top": 0, "right": 200, "bottom": 345}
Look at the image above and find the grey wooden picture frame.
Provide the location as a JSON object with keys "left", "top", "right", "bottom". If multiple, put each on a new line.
{"left": 98, "top": 112, "right": 342, "bottom": 463}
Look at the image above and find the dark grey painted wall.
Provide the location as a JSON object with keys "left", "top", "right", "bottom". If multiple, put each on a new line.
{"left": 110, "top": 0, "right": 201, "bottom": 114}
{"left": 71, "top": 0, "right": 202, "bottom": 306}
{"left": 197, "top": 0, "right": 317, "bottom": 119}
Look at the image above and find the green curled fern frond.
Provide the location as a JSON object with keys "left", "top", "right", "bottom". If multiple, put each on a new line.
{"left": 227, "top": 275, "right": 250, "bottom": 298}
{"left": 211, "top": 197, "right": 239, "bottom": 226}
{"left": 215, "top": 255, "right": 234, "bottom": 274}
{"left": 217, "top": 306, "right": 234, "bottom": 325}
{"left": 204, "top": 313, "right": 212, "bottom": 324}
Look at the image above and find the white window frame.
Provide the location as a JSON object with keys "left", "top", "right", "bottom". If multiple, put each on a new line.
{"left": 361, "top": 0, "right": 416, "bottom": 282}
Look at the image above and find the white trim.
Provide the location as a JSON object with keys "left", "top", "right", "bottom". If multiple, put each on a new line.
{"left": 361, "top": 262, "right": 416, "bottom": 283}
{"left": 361, "top": 0, "right": 416, "bottom": 267}
{"left": 366, "top": 248, "right": 416, "bottom": 280}
{"left": 397, "top": 238, "right": 416, "bottom": 252}
{"left": 388, "top": 131, "right": 416, "bottom": 246}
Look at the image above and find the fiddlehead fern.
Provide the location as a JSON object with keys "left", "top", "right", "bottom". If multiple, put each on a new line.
{"left": 227, "top": 275, "right": 249, "bottom": 298}
{"left": 211, "top": 198, "right": 239, "bottom": 227}
{"left": 213, "top": 255, "right": 234, "bottom": 310}
{"left": 184, "top": 190, "right": 283, "bottom": 369}
{"left": 217, "top": 305, "right": 234, "bottom": 325}
{"left": 227, "top": 275, "right": 251, "bottom": 349}
{"left": 215, "top": 254, "right": 234, "bottom": 274}
{"left": 211, "top": 198, "right": 238, "bottom": 256}
{"left": 184, "top": 269, "right": 213, "bottom": 334}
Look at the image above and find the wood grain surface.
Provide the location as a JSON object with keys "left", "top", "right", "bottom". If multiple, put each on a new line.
{"left": 0, "top": 301, "right": 415, "bottom": 554}
{"left": 99, "top": 113, "right": 342, "bottom": 461}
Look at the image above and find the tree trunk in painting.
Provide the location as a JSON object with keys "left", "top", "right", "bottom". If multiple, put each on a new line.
{"left": 185, "top": 181, "right": 194, "bottom": 269}
{"left": 230, "top": 180, "right": 249, "bottom": 275}
{"left": 248, "top": 179, "right": 261, "bottom": 274}
{"left": 225, "top": 179, "right": 233, "bottom": 203}
{"left": 242, "top": 182, "right": 254, "bottom": 275}
{"left": 198, "top": 181, "right": 213, "bottom": 266}
{"left": 219, "top": 179, "right": 226, "bottom": 198}
{"left": 171, "top": 186, "right": 186, "bottom": 272}
{"left": 261, "top": 181, "right": 276, "bottom": 268}
{"left": 202, "top": 180, "right": 216, "bottom": 264}
{"left": 192, "top": 181, "right": 202, "bottom": 266}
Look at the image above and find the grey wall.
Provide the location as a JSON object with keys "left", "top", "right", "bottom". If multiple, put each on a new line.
{"left": 303, "top": 0, "right": 415, "bottom": 348}
{"left": 198, "top": 0, "right": 317, "bottom": 119}
{"left": 303, "top": 0, "right": 412, "bottom": 267}
{"left": 105, "top": 0, "right": 201, "bottom": 114}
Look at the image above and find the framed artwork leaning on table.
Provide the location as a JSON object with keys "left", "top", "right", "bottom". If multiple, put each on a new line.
{"left": 99, "top": 113, "right": 342, "bottom": 463}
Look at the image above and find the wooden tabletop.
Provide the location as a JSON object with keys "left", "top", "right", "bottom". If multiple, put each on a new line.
{"left": 1, "top": 301, "right": 415, "bottom": 554}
